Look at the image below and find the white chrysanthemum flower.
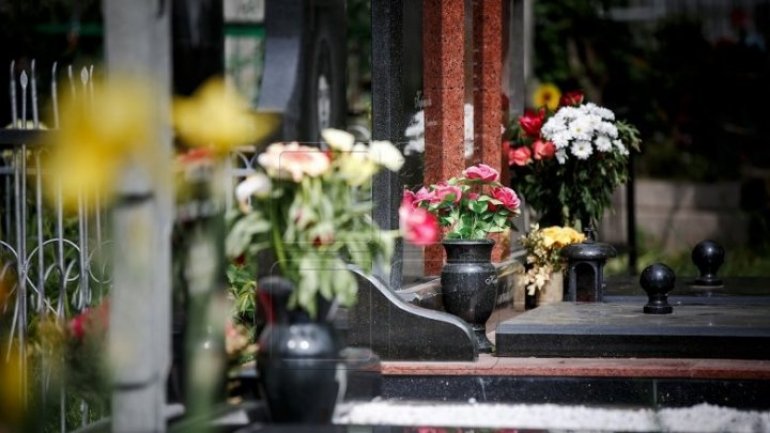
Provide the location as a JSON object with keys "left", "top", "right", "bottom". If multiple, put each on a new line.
{"left": 555, "top": 148, "right": 568, "bottom": 164}
{"left": 542, "top": 117, "right": 567, "bottom": 136}
{"left": 568, "top": 115, "right": 593, "bottom": 141}
{"left": 594, "top": 135, "right": 613, "bottom": 152}
{"left": 555, "top": 106, "right": 581, "bottom": 121}
{"left": 597, "top": 121, "right": 618, "bottom": 138}
{"left": 597, "top": 106, "right": 615, "bottom": 120}
{"left": 613, "top": 139, "right": 629, "bottom": 155}
{"left": 551, "top": 130, "right": 572, "bottom": 149}
{"left": 571, "top": 140, "right": 593, "bottom": 160}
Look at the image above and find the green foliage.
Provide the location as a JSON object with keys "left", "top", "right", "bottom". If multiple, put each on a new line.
{"left": 416, "top": 169, "right": 520, "bottom": 240}
{"left": 226, "top": 138, "right": 399, "bottom": 318}
{"left": 606, "top": 231, "right": 770, "bottom": 277}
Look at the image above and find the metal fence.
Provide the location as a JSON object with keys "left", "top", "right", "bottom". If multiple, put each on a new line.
{"left": 1, "top": 59, "right": 110, "bottom": 432}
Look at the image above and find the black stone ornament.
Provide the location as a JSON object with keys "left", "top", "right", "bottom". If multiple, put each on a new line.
{"left": 562, "top": 228, "right": 616, "bottom": 302}
{"left": 640, "top": 263, "right": 675, "bottom": 314}
{"left": 691, "top": 240, "right": 725, "bottom": 286}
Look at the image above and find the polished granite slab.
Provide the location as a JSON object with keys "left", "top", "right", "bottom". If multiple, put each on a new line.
{"left": 496, "top": 303, "right": 770, "bottom": 359}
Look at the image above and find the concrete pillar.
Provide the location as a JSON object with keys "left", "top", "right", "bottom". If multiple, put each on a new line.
{"left": 103, "top": 1, "right": 173, "bottom": 431}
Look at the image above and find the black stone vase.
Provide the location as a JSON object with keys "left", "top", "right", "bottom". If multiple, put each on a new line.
{"left": 256, "top": 276, "right": 342, "bottom": 424}
{"left": 440, "top": 239, "right": 497, "bottom": 353}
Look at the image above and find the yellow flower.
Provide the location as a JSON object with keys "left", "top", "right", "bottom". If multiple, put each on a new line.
{"left": 173, "top": 77, "right": 280, "bottom": 155}
{"left": 42, "top": 77, "right": 155, "bottom": 212}
{"left": 532, "top": 83, "right": 562, "bottom": 111}
{"left": 338, "top": 153, "right": 379, "bottom": 186}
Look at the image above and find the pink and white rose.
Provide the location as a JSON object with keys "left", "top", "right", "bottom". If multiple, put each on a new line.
{"left": 258, "top": 141, "right": 330, "bottom": 182}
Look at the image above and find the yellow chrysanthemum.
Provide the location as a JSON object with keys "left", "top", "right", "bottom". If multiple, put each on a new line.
{"left": 532, "top": 83, "right": 562, "bottom": 111}
{"left": 173, "top": 77, "right": 280, "bottom": 155}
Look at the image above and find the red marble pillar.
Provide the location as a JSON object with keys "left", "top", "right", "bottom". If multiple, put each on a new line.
{"left": 472, "top": 0, "right": 507, "bottom": 261}
{"left": 423, "top": 0, "right": 466, "bottom": 275}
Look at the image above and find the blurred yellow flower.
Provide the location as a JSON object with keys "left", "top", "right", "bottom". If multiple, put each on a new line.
{"left": 519, "top": 224, "right": 585, "bottom": 295}
{"left": 338, "top": 153, "right": 379, "bottom": 186}
{"left": 42, "top": 77, "right": 155, "bottom": 212}
{"left": 532, "top": 83, "right": 562, "bottom": 111}
{"left": 173, "top": 77, "right": 280, "bottom": 155}
{"left": 0, "top": 346, "right": 24, "bottom": 426}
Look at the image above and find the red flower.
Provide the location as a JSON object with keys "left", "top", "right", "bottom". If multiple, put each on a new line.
{"left": 559, "top": 90, "right": 584, "bottom": 107}
{"left": 491, "top": 186, "right": 521, "bottom": 211}
{"left": 508, "top": 146, "right": 532, "bottom": 166}
{"left": 400, "top": 199, "right": 440, "bottom": 246}
{"left": 463, "top": 163, "right": 499, "bottom": 182}
{"left": 533, "top": 139, "right": 556, "bottom": 160}
{"left": 518, "top": 108, "right": 546, "bottom": 137}
{"left": 69, "top": 310, "right": 89, "bottom": 341}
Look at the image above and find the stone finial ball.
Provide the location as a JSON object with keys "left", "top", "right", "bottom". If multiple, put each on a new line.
{"left": 640, "top": 262, "right": 676, "bottom": 295}
{"left": 691, "top": 240, "right": 725, "bottom": 269}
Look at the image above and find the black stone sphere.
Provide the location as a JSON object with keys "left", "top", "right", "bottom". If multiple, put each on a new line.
{"left": 640, "top": 263, "right": 675, "bottom": 314}
{"left": 691, "top": 240, "right": 725, "bottom": 286}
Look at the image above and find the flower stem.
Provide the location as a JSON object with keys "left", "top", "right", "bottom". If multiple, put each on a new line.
{"left": 269, "top": 199, "right": 289, "bottom": 278}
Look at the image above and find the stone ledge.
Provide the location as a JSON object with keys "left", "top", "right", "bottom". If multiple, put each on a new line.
{"left": 381, "top": 354, "right": 770, "bottom": 380}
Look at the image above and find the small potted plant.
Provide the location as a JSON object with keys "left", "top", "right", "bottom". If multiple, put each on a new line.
{"left": 519, "top": 224, "right": 585, "bottom": 306}
{"left": 404, "top": 164, "right": 521, "bottom": 352}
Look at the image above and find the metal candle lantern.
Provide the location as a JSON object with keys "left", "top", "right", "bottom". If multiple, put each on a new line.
{"left": 561, "top": 228, "right": 617, "bottom": 302}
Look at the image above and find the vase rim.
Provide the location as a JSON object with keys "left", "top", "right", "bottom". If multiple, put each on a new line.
{"left": 442, "top": 238, "right": 495, "bottom": 245}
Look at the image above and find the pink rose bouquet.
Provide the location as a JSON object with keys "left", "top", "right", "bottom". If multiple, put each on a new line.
{"left": 404, "top": 164, "right": 521, "bottom": 240}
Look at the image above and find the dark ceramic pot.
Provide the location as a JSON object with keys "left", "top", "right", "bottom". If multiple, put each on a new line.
{"left": 256, "top": 277, "right": 341, "bottom": 423}
{"left": 440, "top": 239, "right": 497, "bottom": 353}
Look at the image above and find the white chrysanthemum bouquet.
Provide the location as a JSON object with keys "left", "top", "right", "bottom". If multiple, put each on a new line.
{"left": 506, "top": 90, "right": 641, "bottom": 227}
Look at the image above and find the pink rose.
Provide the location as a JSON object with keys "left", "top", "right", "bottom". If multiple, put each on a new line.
{"left": 433, "top": 184, "right": 462, "bottom": 204}
{"left": 414, "top": 186, "right": 434, "bottom": 205}
{"left": 463, "top": 163, "right": 499, "bottom": 182}
{"left": 491, "top": 186, "right": 521, "bottom": 211}
{"left": 533, "top": 139, "right": 556, "bottom": 160}
{"left": 400, "top": 200, "right": 440, "bottom": 246}
{"left": 402, "top": 189, "right": 417, "bottom": 208}
{"left": 508, "top": 146, "right": 532, "bottom": 167}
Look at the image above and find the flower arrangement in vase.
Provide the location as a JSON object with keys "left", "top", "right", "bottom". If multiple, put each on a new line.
{"left": 519, "top": 224, "right": 585, "bottom": 305}
{"left": 402, "top": 164, "right": 521, "bottom": 352}
{"left": 507, "top": 90, "right": 641, "bottom": 228}
{"left": 227, "top": 128, "right": 418, "bottom": 423}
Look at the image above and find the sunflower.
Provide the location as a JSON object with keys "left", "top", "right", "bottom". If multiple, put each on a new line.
{"left": 532, "top": 83, "right": 562, "bottom": 111}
